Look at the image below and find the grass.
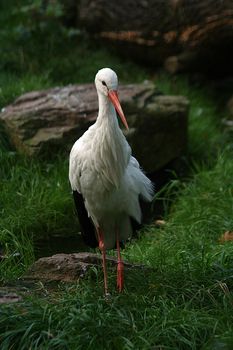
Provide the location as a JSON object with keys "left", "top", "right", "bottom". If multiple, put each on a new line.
{"left": 1, "top": 166, "right": 233, "bottom": 349}
{"left": 0, "top": 1, "right": 233, "bottom": 349}
{"left": 0, "top": 151, "right": 74, "bottom": 279}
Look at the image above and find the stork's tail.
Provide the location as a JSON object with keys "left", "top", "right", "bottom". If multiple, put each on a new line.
{"left": 138, "top": 170, "right": 155, "bottom": 203}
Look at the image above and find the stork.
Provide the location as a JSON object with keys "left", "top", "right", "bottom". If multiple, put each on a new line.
{"left": 69, "top": 68, "right": 154, "bottom": 295}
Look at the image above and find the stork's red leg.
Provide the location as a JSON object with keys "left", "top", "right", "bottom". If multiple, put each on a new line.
{"left": 97, "top": 227, "right": 108, "bottom": 295}
{"left": 116, "top": 232, "right": 124, "bottom": 292}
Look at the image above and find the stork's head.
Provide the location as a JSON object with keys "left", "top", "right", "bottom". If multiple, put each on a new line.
{"left": 95, "top": 68, "right": 129, "bottom": 130}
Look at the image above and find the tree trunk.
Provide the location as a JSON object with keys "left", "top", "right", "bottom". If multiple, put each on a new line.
{"left": 75, "top": 0, "right": 233, "bottom": 74}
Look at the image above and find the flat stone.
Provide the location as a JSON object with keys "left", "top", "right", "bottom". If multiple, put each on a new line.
{"left": 0, "top": 289, "right": 22, "bottom": 304}
{"left": 23, "top": 252, "right": 149, "bottom": 282}
{"left": 0, "top": 83, "right": 189, "bottom": 173}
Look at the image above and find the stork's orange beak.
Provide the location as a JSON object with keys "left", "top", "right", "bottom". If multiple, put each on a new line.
{"left": 108, "top": 90, "right": 129, "bottom": 130}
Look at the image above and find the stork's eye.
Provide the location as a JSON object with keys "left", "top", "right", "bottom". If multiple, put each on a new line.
{"left": 102, "top": 81, "right": 107, "bottom": 86}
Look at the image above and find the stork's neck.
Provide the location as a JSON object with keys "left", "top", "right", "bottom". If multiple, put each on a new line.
{"left": 93, "top": 92, "right": 131, "bottom": 188}
{"left": 96, "top": 93, "right": 116, "bottom": 127}
{"left": 95, "top": 92, "right": 121, "bottom": 133}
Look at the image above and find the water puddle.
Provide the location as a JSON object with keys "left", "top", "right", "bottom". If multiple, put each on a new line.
{"left": 34, "top": 232, "right": 91, "bottom": 259}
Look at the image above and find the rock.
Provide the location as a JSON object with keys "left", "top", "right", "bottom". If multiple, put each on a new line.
{"left": 164, "top": 52, "right": 199, "bottom": 74}
{"left": 128, "top": 95, "right": 189, "bottom": 172}
{"left": 0, "top": 289, "right": 22, "bottom": 304}
{"left": 23, "top": 252, "right": 149, "bottom": 282}
{"left": 0, "top": 83, "right": 189, "bottom": 173}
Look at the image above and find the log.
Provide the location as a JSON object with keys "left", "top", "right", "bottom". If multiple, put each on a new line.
{"left": 75, "top": 0, "right": 233, "bottom": 73}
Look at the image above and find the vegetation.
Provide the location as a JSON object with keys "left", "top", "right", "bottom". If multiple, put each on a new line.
{"left": 0, "top": 1, "right": 233, "bottom": 349}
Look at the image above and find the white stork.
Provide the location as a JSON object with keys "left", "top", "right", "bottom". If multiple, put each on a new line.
{"left": 69, "top": 68, "right": 154, "bottom": 294}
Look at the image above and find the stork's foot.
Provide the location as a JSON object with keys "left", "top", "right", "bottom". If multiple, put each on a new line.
{"left": 117, "top": 261, "right": 124, "bottom": 292}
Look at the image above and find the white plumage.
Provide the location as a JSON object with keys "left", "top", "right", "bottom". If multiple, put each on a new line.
{"left": 69, "top": 68, "right": 154, "bottom": 293}
{"left": 69, "top": 67, "right": 153, "bottom": 248}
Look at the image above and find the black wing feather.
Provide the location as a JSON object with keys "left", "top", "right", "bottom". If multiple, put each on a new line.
{"left": 72, "top": 191, "right": 98, "bottom": 248}
{"left": 72, "top": 192, "right": 151, "bottom": 249}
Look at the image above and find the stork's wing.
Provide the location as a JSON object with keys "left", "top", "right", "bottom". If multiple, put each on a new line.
{"left": 72, "top": 191, "right": 98, "bottom": 248}
{"left": 129, "top": 156, "right": 154, "bottom": 203}
{"left": 69, "top": 139, "right": 83, "bottom": 193}
{"left": 69, "top": 137, "right": 98, "bottom": 248}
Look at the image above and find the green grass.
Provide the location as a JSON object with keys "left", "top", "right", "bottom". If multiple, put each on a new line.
{"left": 0, "top": 1, "right": 233, "bottom": 349}
{"left": 0, "top": 154, "right": 233, "bottom": 348}
{"left": 0, "top": 152, "right": 74, "bottom": 279}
